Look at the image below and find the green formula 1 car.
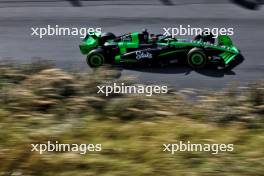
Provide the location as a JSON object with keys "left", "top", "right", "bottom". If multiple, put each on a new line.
{"left": 79, "top": 29, "right": 240, "bottom": 69}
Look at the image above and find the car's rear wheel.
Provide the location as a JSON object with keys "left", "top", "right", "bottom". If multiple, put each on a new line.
{"left": 187, "top": 48, "right": 207, "bottom": 69}
{"left": 87, "top": 49, "right": 105, "bottom": 68}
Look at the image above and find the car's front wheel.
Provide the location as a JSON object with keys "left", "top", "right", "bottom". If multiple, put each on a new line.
{"left": 87, "top": 49, "right": 105, "bottom": 68}
{"left": 187, "top": 48, "right": 207, "bottom": 69}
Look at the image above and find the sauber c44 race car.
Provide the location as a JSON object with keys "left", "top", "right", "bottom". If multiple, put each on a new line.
{"left": 79, "top": 29, "right": 240, "bottom": 69}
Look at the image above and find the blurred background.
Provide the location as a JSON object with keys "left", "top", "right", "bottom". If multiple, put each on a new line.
{"left": 0, "top": 1, "right": 263, "bottom": 176}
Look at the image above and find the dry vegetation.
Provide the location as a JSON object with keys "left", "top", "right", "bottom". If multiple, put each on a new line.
{"left": 0, "top": 60, "right": 263, "bottom": 176}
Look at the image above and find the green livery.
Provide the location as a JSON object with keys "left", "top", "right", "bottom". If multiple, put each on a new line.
{"left": 79, "top": 29, "right": 241, "bottom": 69}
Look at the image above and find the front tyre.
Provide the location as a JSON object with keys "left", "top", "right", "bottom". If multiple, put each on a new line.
{"left": 187, "top": 48, "right": 207, "bottom": 69}
{"left": 87, "top": 49, "right": 105, "bottom": 68}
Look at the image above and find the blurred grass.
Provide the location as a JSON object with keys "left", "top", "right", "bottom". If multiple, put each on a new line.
{"left": 0, "top": 60, "right": 263, "bottom": 176}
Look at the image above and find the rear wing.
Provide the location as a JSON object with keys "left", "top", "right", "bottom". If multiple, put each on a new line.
{"left": 80, "top": 32, "right": 101, "bottom": 55}
{"left": 83, "top": 32, "right": 101, "bottom": 41}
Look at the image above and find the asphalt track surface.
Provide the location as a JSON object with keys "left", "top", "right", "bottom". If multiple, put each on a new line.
{"left": 0, "top": 1, "right": 263, "bottom": 89}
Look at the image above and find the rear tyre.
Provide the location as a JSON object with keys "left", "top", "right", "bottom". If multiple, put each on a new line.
{"left": 187, "top": 48, "right": 207, "bottom": 69}
{"left": 87, "top": 49, "right": 105, "bottom": 68}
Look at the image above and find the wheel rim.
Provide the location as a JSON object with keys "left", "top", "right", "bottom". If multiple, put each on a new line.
{"left": 90, "top": 55, "right": 103, "bottom": 66}
{"left": 191, "top": 53, "right": 204, "bottom": 65}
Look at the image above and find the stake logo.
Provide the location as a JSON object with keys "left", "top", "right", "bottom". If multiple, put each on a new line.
{"left": 136, "top": 51, "right": 153, "bottom": 60}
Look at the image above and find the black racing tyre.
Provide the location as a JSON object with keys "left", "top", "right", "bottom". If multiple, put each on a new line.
{"left": 87, "top": 49, "right": 105, "bottom": 68}
{"left": 187, "top": 48, "right": 207, "bottom": 69}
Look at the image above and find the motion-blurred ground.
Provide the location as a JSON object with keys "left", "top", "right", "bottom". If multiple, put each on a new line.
{"left": 0, "top": 60, "right": 263, "bottom": 176}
